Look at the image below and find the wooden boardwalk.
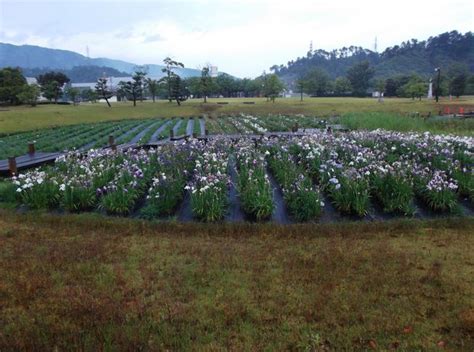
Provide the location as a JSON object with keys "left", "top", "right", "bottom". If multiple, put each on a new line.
{"left": 0, "top": 123, "right": 339, "bottom": 175}
{"left": 0, "top": 152, "right": 61, "bottom": 175}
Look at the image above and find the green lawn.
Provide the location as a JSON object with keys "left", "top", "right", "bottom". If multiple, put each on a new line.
{"left": 1, "top": 211, "right": 473, "bottom": 350}
{"left": 340, "top": 112, "right": 474, "bottom": 135}
{"left": 1, "top": 96, "right": 473, "bottom": 134}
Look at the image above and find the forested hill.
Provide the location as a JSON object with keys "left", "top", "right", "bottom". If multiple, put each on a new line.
{"left": 273, "top": 31, "right": 474, "bottom": 84}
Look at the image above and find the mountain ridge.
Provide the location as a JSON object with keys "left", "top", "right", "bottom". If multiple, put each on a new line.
{"left": 271, "top": 30, "right": 474, "bottom": 86}
{"left": 0, "top": 42, "right": 202, "bottom": 79}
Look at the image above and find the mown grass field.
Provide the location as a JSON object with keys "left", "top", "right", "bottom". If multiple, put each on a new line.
{"left": 340, "top": 112, "right": 474, "bottom": 135}
{"left": 1, "top": 96, "right": 473, "bottom": 134}
{"left": 1, "top": 211, "right": 473, "bottom": 350}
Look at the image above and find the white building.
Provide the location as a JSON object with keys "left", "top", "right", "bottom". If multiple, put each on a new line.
{"left": 210, "top": 66, "right": 218, "bottom": 78}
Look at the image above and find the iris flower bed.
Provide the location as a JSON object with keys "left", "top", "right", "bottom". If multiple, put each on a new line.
{"left": 5, "top": 129, "right": 473, "bottom": 221}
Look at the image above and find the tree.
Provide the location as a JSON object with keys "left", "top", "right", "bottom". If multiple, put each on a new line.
{"left": 296, "top": 77, "right": 306, "bottom": 101}
{"left": 135, "top": 66, "right": 148, "bottom": 102}
{"left": 146, "top": 78, "right": 159, "bottom": 102}
{"left": 81, "top": 88, "right": 98, "bottom": 103}
{"left": 169, "top": 73, "right": 188, "bottom": 106}
{"left": 400, "top": 76, "right": 427, "bottom": 100}
{"left": 384, "top": 78, "right": 399, "bottom": 97}
{"left": 334, "top": 76, "right": 352, "bottom": 96}
{"left": 95, "top": 78, "right": 112, "bottom": 107}
{"left": 65, "top": 87, "right": 80, "bottom": 105}
{"left": 0, "top": 67, "right": 27, "bottom": 105}
{"left": 161, "top": 57, "right": 184, "bottom": 102}
{"left": 406, "top": 82, "right": 427, "bottom": 100}
{"left": 37, "top": 71, "right": 70, "bottom": 103}
{"left": 16, "top": 84, "right": 40, "bottom": 106}
{"left": 241, "top": 78, "right": 260, "bottom": 97}
{"left": 185, "top": 77, "right": 201, "bottom": 98}
{"left": 448, "top": 64, "right": 468, "bottom": 98}
{"left": 116, "top": 83, "right": 128, "bottom": 102}
{"left": 199, "top": 66, "right": 212, "bottom": 103}
{"left": 450, "top": 73, "right": 467, "bottom": 98}
{"left": 215, "top": 73, "right": 237, "bottom": 97}
{"left": 264, "top": 74, "right": 285, "bottom": 103}
{"left": 465, "top": 75, "right": 474, "bottom": 95}
{"left": 346, "top": 61, "right": 374, "bottom": 97}
{"left": 374, "top": 79, "right": 385, "bottom": 102}
{"left": 304, "top": 68, "right": 331, "bottom": 96}
{"left": 41, "top": 82, "right": 60, "bottom": 102}
{"left": 119, "top": 70, "right": 146, "bottom": 107}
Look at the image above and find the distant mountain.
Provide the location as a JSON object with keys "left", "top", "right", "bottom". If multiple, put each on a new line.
{"left": 272, "top": 31, "right": 474, "bottom": 86}
{"left": 0, "top": 42, "right": 202, "bottom": 79}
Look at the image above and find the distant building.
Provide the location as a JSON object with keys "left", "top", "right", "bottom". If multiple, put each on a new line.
{"left": 210, "top": 66, "right": 218, "bottom": 78}
{"left": 25, "top": 77, "right": 37, "bottom": 85}
{"left": 71, "top": 82, "right": 96, "bottom": 91}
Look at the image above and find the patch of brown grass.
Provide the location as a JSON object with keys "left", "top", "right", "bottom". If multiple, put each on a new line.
{"left": 0, "top": 211, "right": 473, "bottom": 350}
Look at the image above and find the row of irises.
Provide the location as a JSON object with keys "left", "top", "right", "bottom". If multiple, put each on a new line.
{"left": 235, "top": 144, "right": 273, "bottom": 220}
{"left": 188, "top": 142, "right": 230, "bottom": 221}
{"left": 265, "top": 145, "right": 323, "bottom": 221}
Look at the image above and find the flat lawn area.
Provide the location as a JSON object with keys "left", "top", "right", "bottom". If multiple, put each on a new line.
{"left": 1, "top": 96, "right": 473, "bottom": 133}
{"left": 1, "top": 211, "right": 473, "bottom": 350}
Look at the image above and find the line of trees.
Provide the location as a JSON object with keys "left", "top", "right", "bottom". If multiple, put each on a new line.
{"left": 294, "top": 61, "right": 374, "bottom": 99}
{"left": 291, "top": 61, "right": 473, "bottom": 99}
{"left": 94, "top": 58, "right": 286, "bottom": 107}
{"left": 3, "top": 58, "right": 471, "bottom": 107}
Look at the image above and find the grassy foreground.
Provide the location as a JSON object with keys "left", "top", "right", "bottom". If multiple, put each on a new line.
{"left": 1, "top": 211, "right": 473, "bottom": 350}
{"left": 1, "top": 96, "right": 473, "bottom": 133}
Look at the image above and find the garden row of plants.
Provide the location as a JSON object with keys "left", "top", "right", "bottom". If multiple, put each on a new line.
{"left": 203, "top": 115, "right": 326, "bottom": 136}
{"left": 0, "top": 123, "right": 96, "bottom": 159}
{"left": 231, "top": 114, "right": 268, "bottom": 134}
{"left": 114, "top": 119, "right": 158, "bottom": 145}
{"left": 136, "top": 120, "right": 167, "bottom": 145}
{"left": 265, "top": 145, "right": 323, "bottom": 221}
{"left": 3, "top": 130, "right": 472, "bottom": 222}
{"left": 215, "top": 117, "right": 240, "bottom": 134}
{"left": 0, "top": 119, "right": 178, "bottom": 159}
{"left": 235, "top": 145, "right": 273, "bottom": 220}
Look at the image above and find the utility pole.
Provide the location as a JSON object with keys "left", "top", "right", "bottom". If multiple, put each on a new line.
{"left": 435, "top": 67, "right": 441, "bottom": 103}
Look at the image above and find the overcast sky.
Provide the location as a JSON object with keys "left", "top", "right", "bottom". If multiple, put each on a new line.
{"left": 0, "top": 0, "right": 472, "bottom": 77}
